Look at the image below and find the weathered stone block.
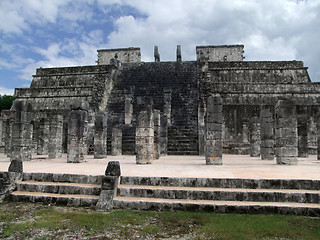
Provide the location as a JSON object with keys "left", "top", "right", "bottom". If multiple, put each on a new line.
{"left": 101, "top": 176, "right": 119, "bottom": 190}
{"left": 94, "top": 113, "right": 107, "bottom": 159}
{"left": 111, "top": 126, "right": 122, "bottom": 156}
{"left": 67, "top": 109, "right": 88, "bottom": 163}
{"left": 8, "top": 160, "right": 23, "bottom": 173}
{"left": 105, "top": 161, "right": 121, "bottom": 176}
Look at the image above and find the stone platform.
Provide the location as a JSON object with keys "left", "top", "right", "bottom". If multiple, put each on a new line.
{"left": 1, "top": 154, "right": 320, "bottom": 216}
{"left": 0, "top": 153, "right": 319, "bottom": 180}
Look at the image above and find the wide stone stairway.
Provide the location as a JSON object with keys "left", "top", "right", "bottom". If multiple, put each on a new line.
{"left": 10, "top": 173, "right": 103, "bottom": 207}
{"left": 6, "top": 172, "right": 320, "bottom": 216}
{"left": 113, "top": 176, "right": 320, "bottom": 216}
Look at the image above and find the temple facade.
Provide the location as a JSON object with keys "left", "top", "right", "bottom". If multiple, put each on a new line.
{"left": 1, "top": 44, "right": 319, "bottom": 165}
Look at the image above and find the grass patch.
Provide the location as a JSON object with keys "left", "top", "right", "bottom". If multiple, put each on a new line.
{"left": 0, "top": 201, "right": 319, "bottom": 239}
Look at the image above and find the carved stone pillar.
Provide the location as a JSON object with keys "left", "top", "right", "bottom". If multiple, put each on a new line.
{"left": 136, "top": 106, "right": 154, "bottom": 164}
{"left": 297, "top": 107, "right": 309, "bottom": 158}
{"left": 275, "top": 99, "right": 298, "bottom": 165}
{"left": 67, "top": 109, "right": 88, "bottom": 163}
{"left": 94, "top": 113, "right": 107, "bottom": 159}
{"left": 153, "top": 110, "right": 161, "bottom": 160}
{"left": 48, "top": 114, "right": 63, "bottom": 159}
{"left": 260, "top": 107, "right": 274, "bottom": 160}
{"left": 111, "top": 125, "right": 122, "bottom": 156}
{"left": 37, "top": 118, "right": 49, "bottom": 155}
{"left": 249, "top": 116, "right": 261, "bottom": 157}
{"left": 205, "top": 94, "right": 223, "bottom": 165}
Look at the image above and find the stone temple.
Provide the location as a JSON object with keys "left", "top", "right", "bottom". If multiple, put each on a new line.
{"left": 1, "top": 44, "right": 320, "bottom": 165}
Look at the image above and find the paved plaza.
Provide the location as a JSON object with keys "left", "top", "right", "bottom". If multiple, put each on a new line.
{"left": 1, "top": 153, "right": 319, "bottom": 180}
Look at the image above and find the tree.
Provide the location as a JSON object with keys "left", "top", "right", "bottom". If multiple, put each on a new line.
{"left": 0, "top": 95, "right": 15, "bottom": 111}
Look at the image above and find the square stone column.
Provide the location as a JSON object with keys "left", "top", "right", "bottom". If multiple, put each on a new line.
{"left": 67, "top": 109, "right": 88, "bottom": 163}
{"left": 205, "top": 94, "right": 223, "bottom": 165}
{"left": 48, "top": 115, "right": 63, "bottom": 159}
{"left": 37, "top": 118, "right": 49, "bottom": 155}
{"left": 249, "top": 116, "right": 261, "bottom": 157}
{"left": 297, "top": 107, "right": 309, "bottom": 158}
{"left": 160, "top": 114, "right": 168, "bottom": 155}
{"left": 316, "top": 110, "right": 320, "bottom": 160}
{"left": 136, "top": 106, "right": 154, "bottom": 164}
{"left": 153, "top": 109, "right": 161, "bottom": 160}
{"left": 3, "top": 111, "right": 14, "bottom": 157}
{"left": 260, "top": 108, "right": 274, "bottom": 160}
{"left": 308, "top": 116, "right": 317, "bottom": 155}
{"left": 111, "top": 125, "right": 122, "bottom": 156}
{"left": 10, "top": 102, "right": 33, "bottom": 162}
{"left": 275, "top": 99, "right": 298, "bottom": 165}
{"left": 94, "top": 113, "right": 107, "bottom": 159}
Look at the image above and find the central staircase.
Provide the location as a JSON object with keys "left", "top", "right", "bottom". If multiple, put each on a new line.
{"left": 113, "top": 176, "right": 320, "bottom": 216}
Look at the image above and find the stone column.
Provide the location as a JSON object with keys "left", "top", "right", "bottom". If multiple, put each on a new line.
{"left": 67, "top": 109, "right": 88, "bottom": 163}
{"left": 163, "top": 88, "right": 172, "bottom": 126}
{"left": 37, "top": 118, "right": 49, "bottom": 155}
{"left": 94, "top": 113, "right": 107, "bottom": 159}
{"left": 308, "top": 116, "right": 317, "bottom": 155}
{"left": 249, "top": 116, "right": 261, "bottom": 157}
{"left": 48, "top": 115, "right": 63, "bottom": 159}
{"left": 160, "top": 114, "right": 168, "bottom": 155}
{"left": 153, "top": 110, "right": 161, "bottom": 160}
{"left": 125, "top": 95, "right": 133, "bottom": 125}
{"left": 111, "top": 125, "right": 122, "bottom": 156}
{"left": 136, "top": 106, "right": 154, "bottom": 164}
{"left": 10, "top": 101, "right": 33, "bottom": 162}
{"left": 4, "top": 111, "right": 14, "bottom": 157}
{"left": 316, "top": 110, "right": 320, "bottom": 160}
{"left": 297, "top": 107, "right": 309, "bottom": 158}
{"left": 242, "top": 118, "right": 249, "bottom": 143}
{"left": 275, "top": 99, "right": 298, "bottom": 165}
{"left": 198, "top": 100, "right": 205, "bottom": 156}
{"left": 260, "top": 108, "right": 274, "bottom": 160}
{"left": 205, "top": 94, "right": 223, "bottom": 165}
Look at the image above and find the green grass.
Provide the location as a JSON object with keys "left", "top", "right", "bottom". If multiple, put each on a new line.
{"left": 0, "top": 201, "right": 319, "bottom": 239}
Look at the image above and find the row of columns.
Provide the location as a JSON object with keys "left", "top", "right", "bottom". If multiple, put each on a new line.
{"left": 204, "top": 95, "right": 317, "bottom": 165}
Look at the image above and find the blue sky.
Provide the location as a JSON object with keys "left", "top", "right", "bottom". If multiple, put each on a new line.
{"left": 0, "top": 0, "right": 319, "bottom": 95}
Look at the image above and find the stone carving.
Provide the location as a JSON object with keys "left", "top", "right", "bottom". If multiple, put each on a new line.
{"left": 136, "top": 105, "right": 154, "bottom": 164}
{"left": 67, "top": 102, "right": 88, "bottom": 163}
{"left": 260, "top": 108, "right": 274, "bottom": 160}
{"left": 275, "top": 99, "right": 298, "bottom": 165}
{"left": 205, "top": 94, "right": 223, "bottom": 165}
{"left": 154, "top": 45, "right": 160, "bottom": 62}
{"left": 94, "top": 112, "right": 107, "bottom": 159}
{"left": 176, "top": 45, "right": 181, "bottom": 62}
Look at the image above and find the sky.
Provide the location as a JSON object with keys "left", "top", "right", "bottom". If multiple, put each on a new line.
{"left": 0, "top": 0, "right": 319, "bottom": 95}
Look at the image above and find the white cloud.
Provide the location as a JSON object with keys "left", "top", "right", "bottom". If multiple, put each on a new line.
{"left": 102, "top": 0, "right": 320, "bottom": 81}
{"left": 0, "top": 86, "right": 14, "bottom": 96}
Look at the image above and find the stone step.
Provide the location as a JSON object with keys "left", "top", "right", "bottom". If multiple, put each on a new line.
{"left": 22, "top": 172, "right": 104, "bottom": 185}
{"left": 16, "top": 180, "right": 101, "bottom": 196}
{"left": 117, "top": 185, "right": 320, "bottom": 203}
{"left": 113, "top": 196, "right": 320, "bottom": 216}
{"left": 11, "top": 191, "right": 99, "bottom": 207}
{"left": 167, "top": 151, "right": 199, "bottom": 155}
{"left": 120, "top": 176, "right": 320, "bottom": 190}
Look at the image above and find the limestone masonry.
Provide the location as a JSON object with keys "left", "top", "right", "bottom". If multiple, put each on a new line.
{"left": 1, "top": 44, "right": 320, "bottom": 165}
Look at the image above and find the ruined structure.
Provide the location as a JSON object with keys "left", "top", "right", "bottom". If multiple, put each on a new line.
{"left": 1, "top": 44, "right": 319, "bottom": 165}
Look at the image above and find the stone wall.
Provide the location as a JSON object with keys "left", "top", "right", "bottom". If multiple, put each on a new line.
{"left": 97, "top": 48, "right": 141, "bottom": 65}
{"left": 196, "top": 45, "right": 244, "bottom": 62}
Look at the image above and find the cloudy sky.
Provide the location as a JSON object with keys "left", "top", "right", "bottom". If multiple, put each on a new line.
{"left": 0, "top": 0, "right": 319, "bottom": 95}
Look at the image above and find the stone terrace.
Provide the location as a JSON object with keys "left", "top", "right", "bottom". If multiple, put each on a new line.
{"left": 0, "top": 153, "right": 319, "bottom": 180}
